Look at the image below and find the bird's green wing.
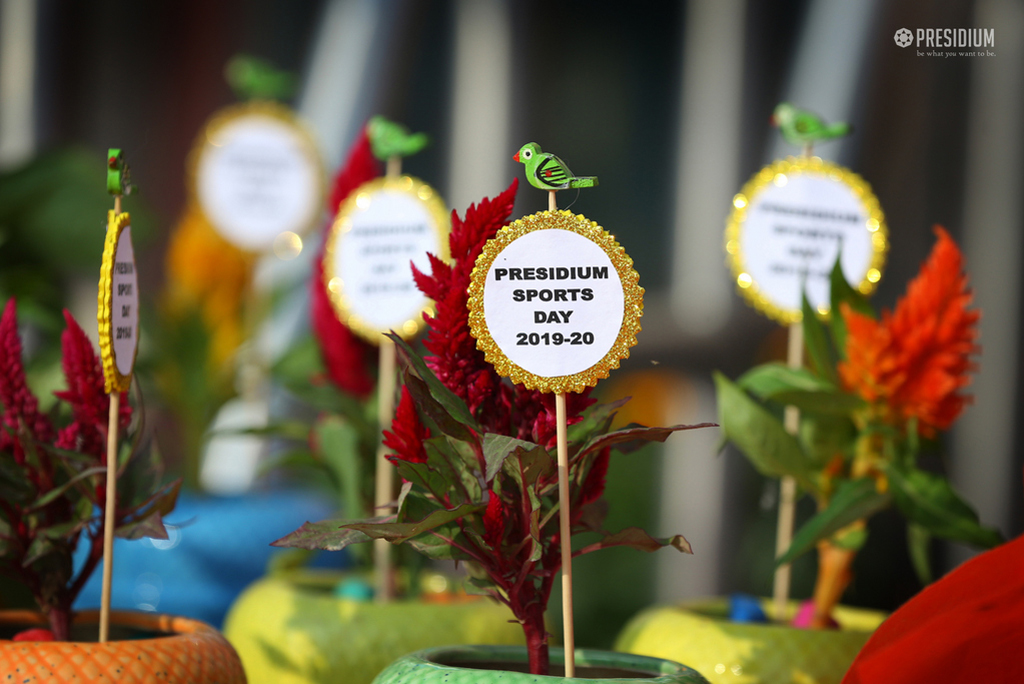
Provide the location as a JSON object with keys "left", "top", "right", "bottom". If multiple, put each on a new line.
{"left": 534, "top": 155, "right": 571, "bottom": 189}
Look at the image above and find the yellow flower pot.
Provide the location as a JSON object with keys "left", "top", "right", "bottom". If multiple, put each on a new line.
{"left": 614, "top": 598, "right": 885, "bottom": 684}
{"left": 223, "top": 571, "right": 525, "bottom": 684}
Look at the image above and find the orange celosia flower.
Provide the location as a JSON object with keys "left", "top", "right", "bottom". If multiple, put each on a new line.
{"left": 164, "top": 204, "right": 253, "bottom": 367}
{"left": 838, "top": 226, "right": 979, "bottom": 435}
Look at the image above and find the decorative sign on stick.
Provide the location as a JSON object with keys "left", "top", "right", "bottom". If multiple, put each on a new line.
{"left": 725, "top": 155, "right": 888, "bottom": 324}
{"left": 325, "top": 117, "right": 448, "bottom": 603}
{"left": 97, "top": 149, "right": 138, "bottom": 643}
{"left": 468, "top": 143, "right": 640, "bottom": 677}
{"left": 98, "top": 210, "right": 139, "bottom": 392}
{"left": 189, "top": 101, "right": 325, "bottom": 252}
{"left": 323, "top": 174, "right": 449, "bottom": 342}
{"left": 467, "top": 209, "right": 642, "bottom": 392}
{"left": 725, "top": 104, "right": 888, "bottom": 624}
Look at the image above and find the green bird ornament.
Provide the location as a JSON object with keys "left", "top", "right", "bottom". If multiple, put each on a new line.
{"left": 106, "top": 148, "right": 132, "bottom": 196}
{"left": 514, "top": 143, "right": 598, "bottom": 191}
{"left": 368, "top": 116, "right": 430, "bottom": 161}
{"left": 771, "top": 103, "right": 851, "bottom": 148}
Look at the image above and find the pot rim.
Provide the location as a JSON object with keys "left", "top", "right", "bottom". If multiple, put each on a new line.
{"left": 400, "top": 645, "right": 701, "bottom": 683}
{"left": 0, "top": 608, "right": 221, "bottom": 643}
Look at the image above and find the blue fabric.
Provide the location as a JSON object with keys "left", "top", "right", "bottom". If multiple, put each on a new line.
{"left": 73, "top": 489, "right": 346, "bottom": 627}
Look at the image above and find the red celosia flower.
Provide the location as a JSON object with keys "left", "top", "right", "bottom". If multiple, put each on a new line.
{"left": 839, "top": 227, "right": 979, "bottom": 435}
{"left": 54, "top": 310, "right": 130, "bottom": 460}
{"left": 311, "top": 125, "right": 381, "bottom": 397}
{"left": 383, "top": 386, "right": 429, "bottom": 464}
{"left": 327, "top": 125, "right": 380, "bottom": 220}
{"left": 410, "top": 178, "right": 595, "bottom": 447}
{"left": 483, "top": 489, "right": 506, "bottom": 549}
{"left": 412, "top": 180, "right": 519, "bottom": 433}
{"left": 0, "top": 299, "right": 54, "bottom": 459}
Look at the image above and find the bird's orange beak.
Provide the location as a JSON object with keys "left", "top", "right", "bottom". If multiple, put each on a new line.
{"left": 769, "top": 114, "right": 778, "bottom": 127}
{"left": 513, "top": 151, "right": 520, "bottom": 162}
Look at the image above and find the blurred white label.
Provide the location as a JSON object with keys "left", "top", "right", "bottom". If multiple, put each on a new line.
{"left": 197, "top": 114, "right": 321, "bottom": 251}
{"left": 740, "top": 173, "right": 874, "bottom": 313}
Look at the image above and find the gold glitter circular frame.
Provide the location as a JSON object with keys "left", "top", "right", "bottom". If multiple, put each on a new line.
{"left": 724, "top": 156, "right": 888, "bottom": 324}
{"left": 467, "top": 210, "right": 644, "bottom": 394}
{"left": 186, "top": 100, "right": 326, "bottom": 254}
{"left": 98, "top": 211, "right": 136, "bottom": 393}
{"left": 323, "top": 176, "right": 451, "bottom": 345}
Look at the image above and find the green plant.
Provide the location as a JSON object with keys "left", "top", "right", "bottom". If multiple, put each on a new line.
{"left": 0, "top": 299, "right": 179, "bottom": 640}
{"left": 715, "top": 228, "right": 1001, "bottom": 628}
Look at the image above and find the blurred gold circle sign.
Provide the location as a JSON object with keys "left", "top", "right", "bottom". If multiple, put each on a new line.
{"left": 725, "top": 156, "right": 888, "bottom": 324}
{"left": 323, "top": 176, "right": 450, "bottom": 344}
{"left": 468, "top": 210, "right": 643, "bottom": 394}
{"left": 97, "top": 211, "right": 139, "bottom": 393}
{"left": 190, "top": 101, "right": 325, "bottom": 253}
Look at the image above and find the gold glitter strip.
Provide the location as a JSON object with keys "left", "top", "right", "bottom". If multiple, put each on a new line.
{"left": 467, "top": 210, "right": 644, "bottom": 394}
{"left": 97, "top": 211, "right": 133, "bottom": 394}
{"left": 724, "top": 156, "right": 889, "bottom": 324}
{"left": 323, "top": 176, "right": 451, "bottom": 345}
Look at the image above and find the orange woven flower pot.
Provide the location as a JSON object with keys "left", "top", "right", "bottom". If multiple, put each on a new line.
{"left": 0, "top": 609, "right": 246, "bottom": 683}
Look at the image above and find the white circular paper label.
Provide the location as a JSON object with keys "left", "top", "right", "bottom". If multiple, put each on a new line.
{"left": 483, "top": 230, "right": 623, "bottom": 377}
{"left": 468, "top": 210, "right": 644, "bottom": 394}
{"left": 325, "top": 178, "right": 449, "bottom": 342}
{"left": 194, "top": 106, "right": 323, "bottom": 252}
{"left": 111, "top": 226, "right": 140, "bottom": 377}
{"left": 726, "top": 158, "right": 887, "bottom": 323}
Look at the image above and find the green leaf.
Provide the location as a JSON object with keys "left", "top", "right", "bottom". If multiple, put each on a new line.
{"left": 28, "top": 466, "right": 106, "bottom": 511}
{"left": 483, "top": 435, "right": 539, "bottom": 483}
{"left": 403, "top": 371, "right": 477, "bottom": 443}
{"left": 777, "top": 478, "right": 890, "bottom": 566}
{"left": 713, "top": 372, "right": 816, "bottom": 493}
{"left": 343, "top": 503, "right": 486, "bottom": 543}
{"left": 116, "top": 512, "right": 169, "bottom": 541}
{"left": 388, "top": 333, "right": 477, "bottom": 429}
{"left": 271, "top": 517, "right": 383, "bottom": 551}
{"left": 907, "top": 522, "right": 933, "bottom": 586}
{"left": 885, "top": 465, "right": 1003, "bottom": 549}
{"left": 22, "top": 536, "right": 55, "bottom": 567}
{"left": 799, "top": 414, "right": 856, "bottom": 469}
{"left": 395, "top": 459, "right": 455, "bottom": 507}
{"left": 577, "top": 422, "right": 717, "bottom": 461}
{"left": 801, "top": 293, "right": 838, "bottom": 384}
{"left": 577, "top": 527, "right": 692, "bottom": 556}
{"left": 738, "top": 363, "right": 862, "bottom": 415}
{"left": 502, "top": 443, "right": 555, "bottom": 490}
{"left": 315, "top": 416, "right": 366, "bottom": 519}
{"left": 828, "top": 254, "right": 874, "bottom": 357}
{"left": 407, "top": 522, "right": 477, "bottom": 562}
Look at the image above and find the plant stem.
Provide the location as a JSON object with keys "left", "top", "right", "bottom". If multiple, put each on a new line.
{"left": 47, "top": 605, "right": 71, "bottom": 642}
{"left": 521, "top": 601, "right": 549, "bottom": 675}
{"left": 810, "top": 538, "right": 858, "bottom": 628}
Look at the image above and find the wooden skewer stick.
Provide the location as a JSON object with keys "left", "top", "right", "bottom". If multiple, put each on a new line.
{"left": 555, "top": 392, "right": 575, "bottom": 677}
{"left": 548, "top": 188, "right": 575, "bottom": 676}
{"left": 772, "top": 321, "right": 803, "bottom": 622}
{"left": 373, "top": 155, "right": 402, "bottom": 602}
{"left": 99, "top": 193, "right": 122, "bottom": 643}
{"left": 374, "top": 336, "right": 397, "bottom": 602}
{"left": 772, "top": 141, "right": 814, "bottom": 623}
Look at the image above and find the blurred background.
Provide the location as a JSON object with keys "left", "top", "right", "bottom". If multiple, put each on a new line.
{"left": 1, "top": 0, "right": 1022, "bottom": 648}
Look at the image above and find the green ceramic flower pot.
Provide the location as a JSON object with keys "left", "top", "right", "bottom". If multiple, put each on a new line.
{"left": 223, "top": 571, "right": 525, "bottom": 684}
{"left": 614, "top": 598, "right": 886, "bottom": 684}
{"left": 372, "top": 645, "right": 710, "bottom": 684}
